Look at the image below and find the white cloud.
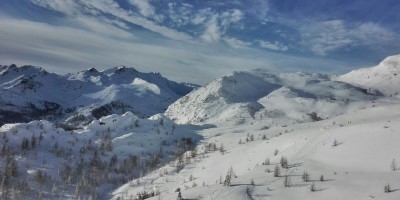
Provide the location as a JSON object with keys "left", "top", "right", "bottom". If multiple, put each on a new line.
{"left": 249, "top": 0, "right": 270, "bottom": 20}
{"left": 192, "top": 13, "right": 208, "bottom": 25}
{"left": 31, "top": 0, "right": 79, "bottom": 15}
{"left": 258, "top": 40, "right": 288, "bottom": 52}
{"left": 127, "top": 0, "right": 154, "bottom": 17}
{"left": 301, "top": 20, "right": 396, "bottom": 56}
{"left": 201, "top": 15, "right": 221, "bottom": 43}
{"left": 31, "top": 0, "right": 192, "bottom": 41}
{"left": 223, "top": 37, "right": 251, "bottom": 49}
{"left": 127, "top": 0, "right": 163, "bottom": 22}
{"left": 200, "top": 9, "right": 244, "bottom": 43}
{"left": 72, "top": 16, "right": 135, "bottom": 39}
{"left": 353, "top": 22, "right": 395, "bottom": 45}
{"left": 220, "top": 9, "right": 244, "bottom": 32}
{"left": 221, "top": 9, "right": 244, "bottom": 26}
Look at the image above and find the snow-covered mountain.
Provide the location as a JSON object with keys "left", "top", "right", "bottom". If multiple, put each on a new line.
{"left": 0, "top": 65, "right": 196, "bottom": 125}
{"left": 336, "top": 54, "right": 400, "bottom": 96}
{"left": 166, "top": 69, "right": 381, "bottom": 125}
{"left": 2, "top": 55, "right": 400, "bottom": 200}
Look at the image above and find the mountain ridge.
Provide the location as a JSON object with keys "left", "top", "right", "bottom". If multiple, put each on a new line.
{"left": 165, "top": 69, "right": 382, "bottom": 125}
{"left": 0, "top": 64, "right": 197, "bottom": 125}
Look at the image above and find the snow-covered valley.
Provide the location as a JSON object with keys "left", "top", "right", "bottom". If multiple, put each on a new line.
{"left": 1, "top": 55, "right": 400, "bottom": 199}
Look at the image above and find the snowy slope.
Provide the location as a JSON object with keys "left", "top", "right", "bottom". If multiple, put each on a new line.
{"left": 165, "top": 69, "right": 381, "bottom": 125}
{"left": 113, "top": 99, "right": 400, "bottom": 200}
{"left": 0, "top": 112, "right": 202, "bottom": 199}
{"left": 0, "top": 65, "right": 196, "bottom": 125}
{"left": 336, "top": 54, "right": 400, "bottom": 96}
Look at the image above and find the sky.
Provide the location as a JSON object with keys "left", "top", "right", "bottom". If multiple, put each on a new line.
{"left": 0, "top": 0, "right": 400, "bottom": 84}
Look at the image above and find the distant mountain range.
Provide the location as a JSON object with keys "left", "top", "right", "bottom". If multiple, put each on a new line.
{"left": 0, "top": 65, "right": 197, "bottom": 125}
{"left": 1, "top": 54, "right": 399, "bottom": 126}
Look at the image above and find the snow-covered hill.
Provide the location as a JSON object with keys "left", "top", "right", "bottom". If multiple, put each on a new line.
{"left": 0, "top": 65, "right": 196, "bottom": 125}
{"left": 165, "top": 70, "right": 381, "bottom": 125}
{"left": 0, "top": 111, "right": 202, "bottom": 199}
{"left": 336, "top": 54, "right": 400, "bottom": 96}
{"left": 114, "top": 98, "right": 400, "bottom": 200}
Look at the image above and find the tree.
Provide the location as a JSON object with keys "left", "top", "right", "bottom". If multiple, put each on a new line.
{"left": 39, "top": 132, "right": 43, "bottom": 146}
{"left": 134, "top": 119, "right": 140, "bottom": 127}
{"left": 262, "top": 134, "right": 267, "bottom": 140}
{"left": 110, "top": 154, "right": 118, "bottom": 167}
{"left": 273, "top": 165, "right": 280, "bottom": 177}
{"left": 391, "top": 159, "right": 397, "bottom": 171}
{"left": 224, "top": 167, "right": 233, "bottom": 187}
{"left": 332, "top": 139, "right": 339, "bottom": 147}
{"left": 219, "top": 143, "right": 225, "bottom": 154}
{"left": 245, "top": 186, "right": 252, "bottom": 197}
{"left": 250, "top": 134, "right": 254, "bottom": 141}
{"left": 274, "top": 149, "right": 279, "bottom": 156}
{"left": 189, "top": 174, "right": 194, "bottom": 181}
{"left": 302, "top": 171, "right": 310, "bottom": 182}
{"left": 175, "top": 188, "right": 182, "bottom": 200}
{"left": 212, "top": 143, "right": 217, "bottom": 151}
{"left": 310, "top": 183, "right": 316, "bottom": 192}
{"left": 280, "top": 156, "right": 288, "bottom": 169}
{"left": 21, "top": 137, "right": 29, "bottom": 152}
{"left": 159, "top": 118, "right": 164, "bottom": 126}
{"left": 177, "top": 153, "right": 184, "bottom": 167}
{"left": 101, "top": 131, "right": 112, "bottom": 152}
{"left": 319, "top": 174, "right": 324, "bottom": 182}
{"left": 190, "top": 148, "right": 197, "bottom": 159}
{"left": 263, "top": 158, "right": 270, "bottom": 165}
{"left": 384, "top": 184, "right": 391, "bottom": 193}
{"left": 31, "top": 134, "right": 37, "bottom": 149}
{"left": 283, "top": 175, "right": 291, "bottom": 187}
{"left": 1, "top": 156, "right": 18, "bottom": 199}
{"left": 35, "top": 169, "right": 46, "bottom": 186}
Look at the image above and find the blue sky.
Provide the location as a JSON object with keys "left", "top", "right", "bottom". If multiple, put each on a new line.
{"left": 0, "top": 0, "right": 399, "bottom": 84}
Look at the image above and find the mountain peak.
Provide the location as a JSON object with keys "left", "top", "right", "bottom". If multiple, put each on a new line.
{"left": 100, "top": 65, "right": 138, "bottom": 76}
{"left": 337, "top": 54, "right": 400, "bottom": 96}
{"left": 379, "top": 54, "right": 400, "bottom": 70}
{"left": 86, "top": 67, "right": 98, "bottom": 73}
{"left": 0, "top": 64, "right": 48, "bottom": 77}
